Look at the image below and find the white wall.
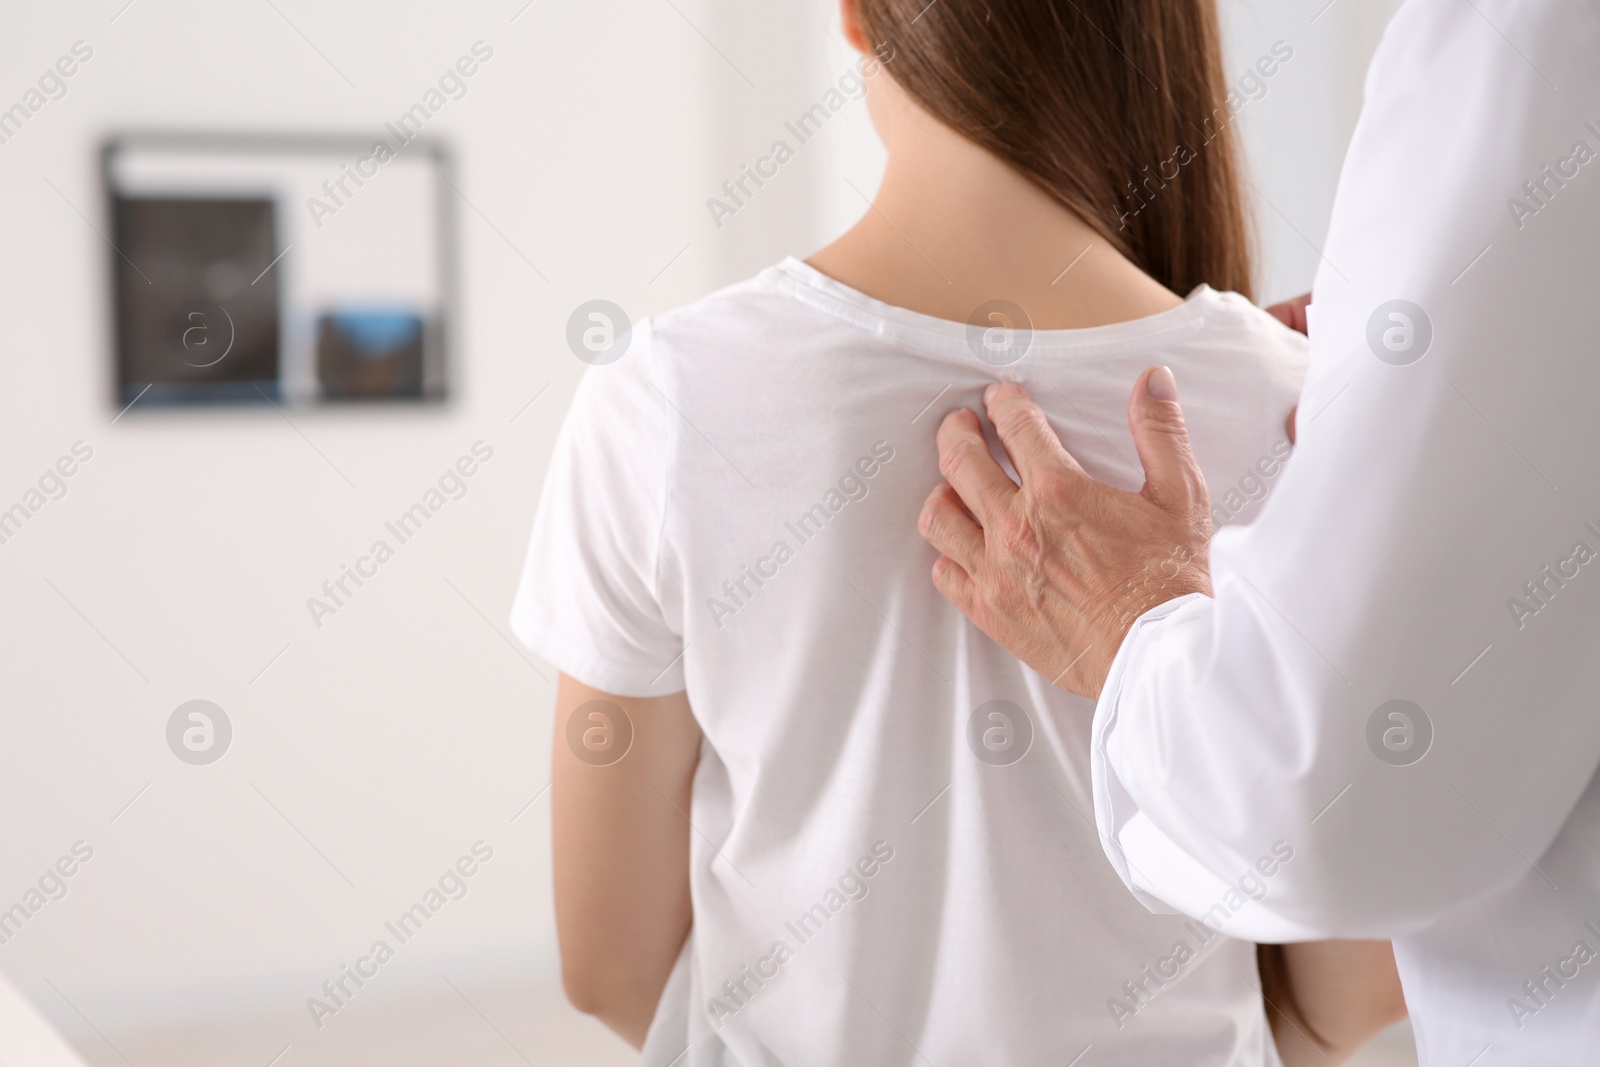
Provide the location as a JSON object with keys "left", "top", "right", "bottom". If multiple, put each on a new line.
{"left": 0, "top": 0, "right": 1400, "bottom": 1059}
{"left": 1219, "top": 0, "right": 1405, "bottom": 302}
{"left": 0, "top": 0, "right": 730, "bottom": 1042}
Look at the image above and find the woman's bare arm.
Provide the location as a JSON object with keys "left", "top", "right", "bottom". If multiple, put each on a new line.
{"left": 552, "top": 674, "right": 701, "bottom": 1048}
{"left": 1264, "top": 940, "right": 1409, "bottom": 1065}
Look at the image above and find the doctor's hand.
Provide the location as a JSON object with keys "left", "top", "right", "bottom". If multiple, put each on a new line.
{"left": 918, "top": 371, "right": 1213, "bottom": 700}
{"left": 1266, "top": 291, "right": 1312, "bottom": 335}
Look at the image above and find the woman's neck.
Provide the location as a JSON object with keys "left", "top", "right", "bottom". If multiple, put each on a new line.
{"left": 808, "top": 108, "right": 1184, "bottom": 330}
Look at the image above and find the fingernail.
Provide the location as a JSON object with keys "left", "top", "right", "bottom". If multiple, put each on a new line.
{"left": 984, "top": 382, "right": 1001, "bottom": 404}
{"left": 1147, "top": 366, "right": 1178, "bottom": 402}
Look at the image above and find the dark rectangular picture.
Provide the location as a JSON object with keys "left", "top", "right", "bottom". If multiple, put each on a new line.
{"left": 113, "top": 196, "right": 281, "bottom": 403}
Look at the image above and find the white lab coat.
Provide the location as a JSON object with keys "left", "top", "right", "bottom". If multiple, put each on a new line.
{"left": 1090, "top": 0, "right": 1600, "bottom": 1062}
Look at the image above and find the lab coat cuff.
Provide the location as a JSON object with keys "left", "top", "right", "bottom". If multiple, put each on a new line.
{"left": 1089, "top": 592, "right": 1208, "bottom": 913}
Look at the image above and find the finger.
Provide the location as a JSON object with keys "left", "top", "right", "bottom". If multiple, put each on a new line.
{"left": 935, "top": 406, "right": 1017, "bottom": 526}
{"left": 1285, "top": 404, "right": 1298, "bottom": 445}
{"left": 930, "top": 553, "right": 978, "bottom": 617}
{"left": 983, "top": 380, "right": 1085, "bottom": 487}
{"left": 918, "top": 482, "right": 985, "bottom": 572}
{"left": 1127, "top": 366, "right": 1210, "bottom": 521}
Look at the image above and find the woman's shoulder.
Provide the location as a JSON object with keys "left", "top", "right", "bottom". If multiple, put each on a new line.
{"left": 1191, "top": 286, "right": 1311, "bottom": 361}
{"left": 647, "top": 260, "right": 813, "bottom": 345}
{"left": 564, "top": 262, "right": 811, "bottom": 433}
{"left": 1180, "top": 286, "right": 1310, "bottom": 393}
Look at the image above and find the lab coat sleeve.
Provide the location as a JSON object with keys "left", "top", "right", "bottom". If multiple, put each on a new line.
{"left": 1091, "top": 0, "right": 1600, "bottom": 941}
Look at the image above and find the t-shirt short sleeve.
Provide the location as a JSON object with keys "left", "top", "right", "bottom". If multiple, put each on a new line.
{"left": 510, "top": 321, "right": 685, "bottom": 696}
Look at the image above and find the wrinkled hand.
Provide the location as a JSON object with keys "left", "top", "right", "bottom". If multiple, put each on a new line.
{"left": 918, "top": 370, "right": 1214, "bottom": 699}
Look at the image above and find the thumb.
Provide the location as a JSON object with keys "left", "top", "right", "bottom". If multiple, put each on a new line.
{"left": 1127, "top": 366, "right": 1210, "bottom": 521}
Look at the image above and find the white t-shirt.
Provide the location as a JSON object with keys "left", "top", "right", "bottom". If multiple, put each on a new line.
{"left": 513, "top": 258, "right": 1308, "bottom": 1066}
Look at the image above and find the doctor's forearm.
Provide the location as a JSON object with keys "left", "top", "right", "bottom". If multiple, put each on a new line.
{"left": 1097, "top": 585, "right": 1485, "bottom": 938}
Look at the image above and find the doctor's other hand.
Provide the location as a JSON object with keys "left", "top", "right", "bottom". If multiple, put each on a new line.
{"left": 919, "top": 372, "right": 1214, "bottom": 700}
{"left": 1267, "top": 291, "right": 1312, "bottom": 335}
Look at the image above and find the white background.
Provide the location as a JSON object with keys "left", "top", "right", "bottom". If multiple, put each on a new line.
{"left": 0, "top": 0, "right": 1404, "bottom": 1063}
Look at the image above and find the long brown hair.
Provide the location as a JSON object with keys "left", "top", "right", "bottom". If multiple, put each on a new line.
{"left": 854, "top": 0, "right": 1255, "bottom": 300}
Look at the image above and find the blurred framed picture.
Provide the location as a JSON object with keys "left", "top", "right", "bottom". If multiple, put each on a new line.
{"left": 105, "top": 133, "right": 453, "bottom": 407}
